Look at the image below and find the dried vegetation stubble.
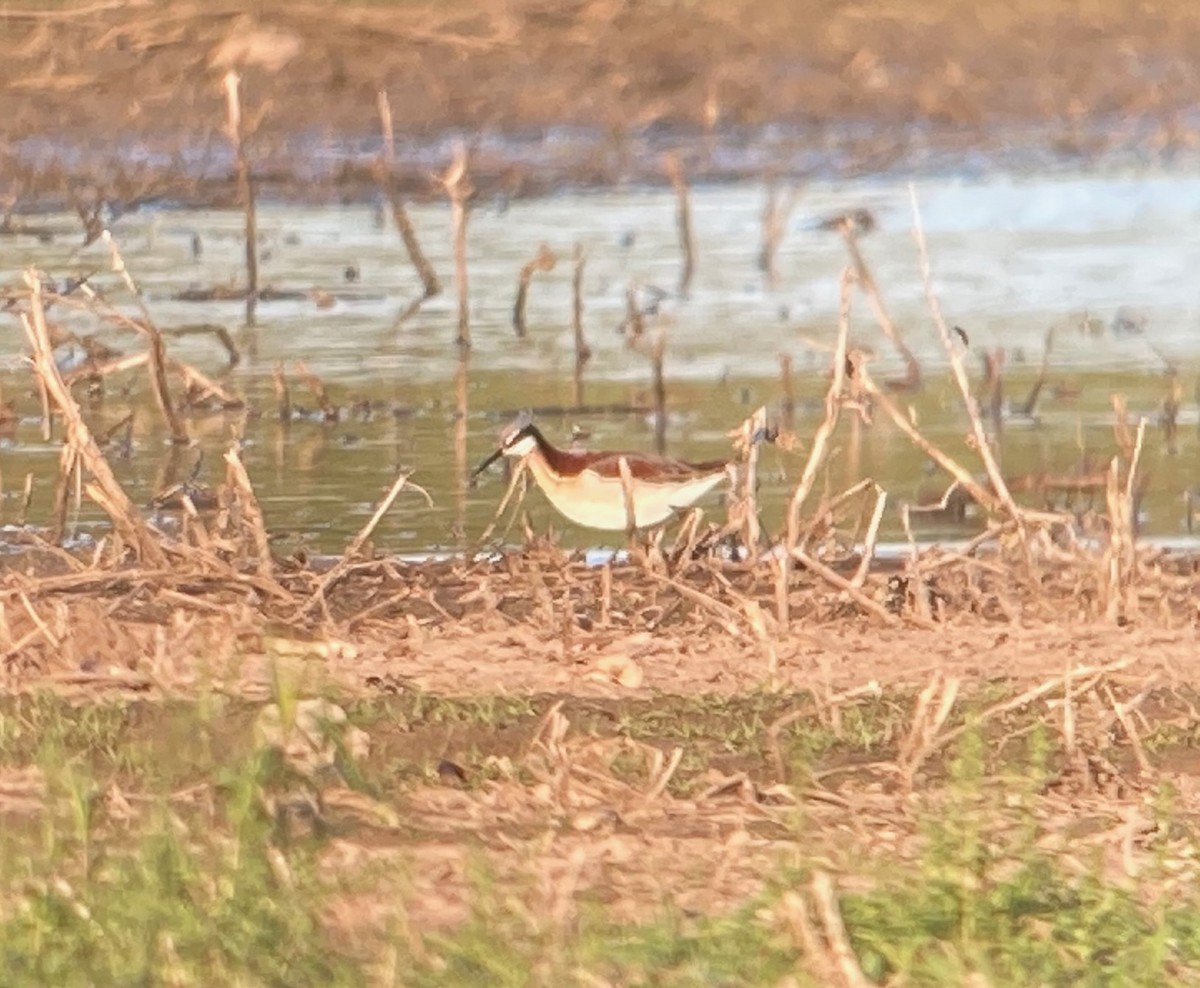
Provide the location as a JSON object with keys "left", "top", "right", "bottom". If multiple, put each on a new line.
{"left": 1, "top": 106, "right": 1200, "bottom": 978}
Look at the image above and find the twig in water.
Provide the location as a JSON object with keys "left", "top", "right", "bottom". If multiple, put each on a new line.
{"left": 1015, "top": 326, "right": 1055, "bottom": 417}
{"left": 222, "top": 71, "right": 259, "bottom": 326}
{"left": 650, "top": 328, "right": 667, "bottom": 456}
{"left": 759, "top": 182, "right": 799, "bottom": 288}
{"left": 571, "top": 243, "right": 590, "bottom": 408}
{"left": 272, "top": 362, "right": 291, "bottom": 423}
{"left": 779, "top": 353, "right": 795, "bottom": 431}
{"left": 663, "top": 152, "right": 696, "bottom": 297}
{"left": 376, "top": 90, "right": 441, "bottom": 324}
{"left": 512, "top": 243, "right": 557, "bottom": 338}
{"left": 294, "top": 360, "right": 338, "bottom": 421}
{"left": 439, "top": 143, "right": 473, "bottom": 350}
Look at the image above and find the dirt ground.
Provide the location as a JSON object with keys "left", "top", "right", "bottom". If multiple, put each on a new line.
{"left": 4, "top": 0, "right": 1200, "bottom": 202}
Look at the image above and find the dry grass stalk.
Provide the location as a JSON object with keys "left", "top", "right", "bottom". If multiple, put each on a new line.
{"left": 1102, "top": 417, "right": 1146, "bottom": 623}
{"left": 97, "top": 232, "right": 189, "bottom": 445}
{"left": 222, "top": 71, "right": 259, "bottom": 326}
{"left": 512, "top": 243, "right": 556, "bottom": 338}
{"left": 792, "top": 544, "right": 909, "bottom": 626}
{"left": 1161, "top": 373, "right": 1181, "bottom": 456}
{"left": 725, "top": 406, "right": 768, "bottom": 561}
{"left": 162, "top": 322, "right": 240, "bottom": 367}
{"left": 272, "top": 361, "right": 291, "bottom": 422}
{"left": 17, "top": 473, "right": 33, "bottom": 528}
{"left": 223, "top": 442, "right": 274, "bottom": 578}
{"left": 21, "top": 271, "right": 164, "bottom": 564}
{"left": 785, "top": 268, "right": 853, "bottom": 552}
{"left": 476, "top": 458, "right": 529, "bottom": 544}
{"left": 454, "top": 352, "right": 470, "bottom": 537}
{"left": 897, "top": 672, "right": 960, "bottom": 788}
{"left": 663, "top": 152, "right": 696, "bottom": 296}
{"left": 850, "top": 484, "right": 887, "bottom": 588}
{"left": 66, "top": 287, "right": 237, "bottom": 412}
{"left": 909, "top": 187, "right": 1030, "bottom": 556}
{"left": 1112, "top": 394, "right": 1134, "bottom": 458}
{"left": 623, "top": 283, "right": 646, "bottom": 343}
{"left": 303, "top": 471, "right": 433, "bottom": 613}
{"left": 50, "top": 445, "right": 79, "bottom": 546}
{"left": 376, "top": 90, "right": 441, "bottom": 322}
{"left": 779, "top": 353, "right": 795, "bottom": 431}
{"left": 1102, "top": 683, "right": 1152, "bottom": 776}
{"left": 927, "top": 656, "right": 1138, "bottom": 759}
{"left": 780, "top": 891, "right": 839, "bottom": 985}
{"left": 837, "top": 219, "right": 920, "bottom": 389}
{"left": 858, "top": 364, "right": 999, "bottom": 513}
{"left": 759, "top": 182, "right": 799, "bottom": 288}
{"left": 439, "top": 142, "right": 473, "bottom": 350}
{"left": 1014, "top": 326, "right": 1055, "bottom": 417}
{"left": 810, "top": 871, "right": 874, "bottom": 988}
{"left": 650, "top": 329, "right": 668, "bottom": 455}
{"left": 571, "top": 243, "right": 590, "bottom": 408}
{"left": 617, "top": 456, "right": 639, "bottom": 546}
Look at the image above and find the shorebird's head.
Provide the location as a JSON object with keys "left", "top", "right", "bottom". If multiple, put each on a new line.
{"left": 471, "top": 413, "right": 540, "bottom": 480}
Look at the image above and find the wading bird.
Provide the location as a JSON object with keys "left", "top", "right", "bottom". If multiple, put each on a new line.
{"left": 472, "top": 416, "right": 732, "bottom": 531}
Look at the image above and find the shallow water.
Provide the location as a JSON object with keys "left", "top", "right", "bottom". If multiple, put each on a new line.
{"left": 1, "top": 170, "right": 1197, "bottom": 553}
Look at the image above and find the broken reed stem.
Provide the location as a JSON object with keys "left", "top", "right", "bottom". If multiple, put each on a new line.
{"left": 272, "top": 361, "right": 291, "bottom": 422}
{"left": 1103, "top": 417, "right": 1146, "bottom": 623}
{"left": 347, "top": 472, "right": 431, "bottom": 564}
{"left": 376, "top": 90, "right": 441, "bottom": 319}
{"left": 839, "top": 224, "right": 920, "bottom": 388}
{"left": 897, "top": 673, "right": 960, "bottom": 789}
{"left": 441, "top": 143, "right": 473, "bottom": 350}
{"left": 851, "top": 485, "right": 887, "bottom": 587}
{"left": 454, "top": 351, "right": 470, "bottom": 540}
{"left": 294, "top": 360, "right": 338, "bottom": 421}
{"left": 908, "top": 186, "right": 1031, "bottom": 562}
{"left": 731, "top": 406, "right": 768, "bottom": 561}
{"left": 810, "top": 871, "right": 874, "bottom": 988}
{"left": 571, "top": 243, "right": 590, "bottom": 408}
{"left": 512, "top": 243, "right": 557, "bottom": 338}
{"left": 223, "top": 442, "right": 274, "bottom": 579}
{"left": 927, "top": 655, "right": 1137, "bottom": 759}
{"left": 779, "top": 353, "right": 795, "bottom": 431}
{"left": 1016, "top": 326, "right": 1055, "bottom": 417}
{"left": 50, "top": 445, "right": 78, "bottom": 546}
{"left": 21, "top": 271, "right": 164, "bottom": 565}
{"left": 477, "top": 458, "right": 529, "bottom": 544}
{"left": 786, "top": 267, "right": 853, "bottom": 551}
{"left": 99, "top": 231, "right": 188, "bottom": 445}
{"left": 759, "top": 182, "right": 798, "bottom": 288}
{"left": 858, "top": 364, "right": 999, "bottom": 513}
{"left": 663, "top": 152, "right": 695, "bottom": 297}
{"left": 618, "top": 456, "right": 639, "bottom": 542}
{"left": 222, "top": 71, "right": 259, "bottom": 326}
{"left": 651, "top": 328, "right": 668, "bottom": 456}
{"left": 791, "top": 544, "right": 911, "bottom": 627}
